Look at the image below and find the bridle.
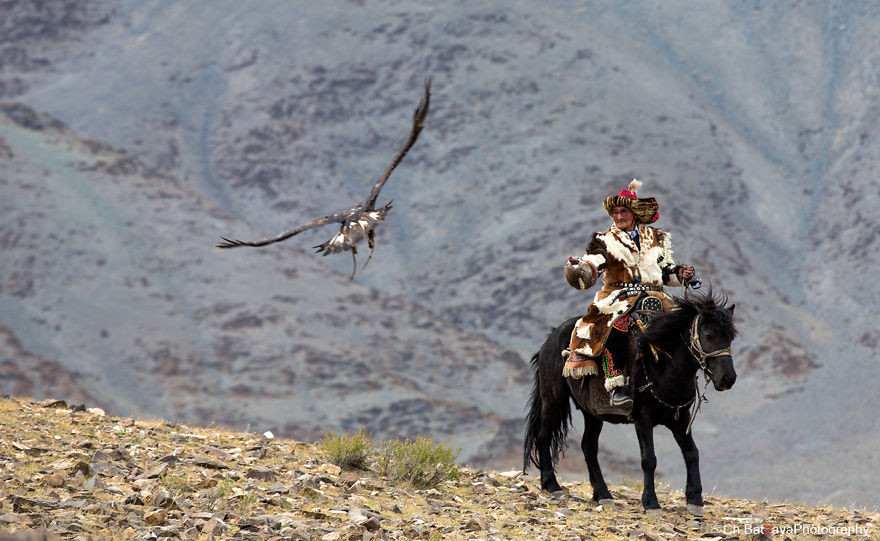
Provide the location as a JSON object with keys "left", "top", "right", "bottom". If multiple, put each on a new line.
{"left": 639, "top": 313, "right": 732, "bottom": 434}
{"left": 686, "top": 314, "right": 732, "bottom": 372}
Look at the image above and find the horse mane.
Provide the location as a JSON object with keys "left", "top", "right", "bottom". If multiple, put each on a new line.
{"left": 642, "top": 288, "right": 737, "bottom": 352}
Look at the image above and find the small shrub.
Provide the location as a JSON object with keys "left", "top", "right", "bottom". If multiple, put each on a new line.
{"left": 238, "top": 491, "right": 258, "bottom": 514}
{"left": 376, "top": 435, "right": 460, "bottom": 488}
{"left": 618, "top": 475, "right": 643, "bottom": 490}
{"left": 160, "top": 472, "right": 193, "bottom": 494}
{"left": 211, "top": 479, "right": 234, "bottom": 499}
{"left": 320, "top": 429, "right": 373, "bottom": 470}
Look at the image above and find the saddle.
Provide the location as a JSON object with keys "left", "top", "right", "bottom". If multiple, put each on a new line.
{"left": 572, "top": 293, "right": 663, "bottom": 417}
{"left": 631, "top": 292, "right": 663, "bottom": 326}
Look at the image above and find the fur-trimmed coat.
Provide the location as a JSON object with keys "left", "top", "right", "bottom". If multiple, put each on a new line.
{"left": 569, "top": 224, "right": 683, "bottom": 358}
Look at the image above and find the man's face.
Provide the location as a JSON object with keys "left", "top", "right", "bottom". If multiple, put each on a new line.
{"left": 611, "top": 206, "right": 635, "bottom": 231}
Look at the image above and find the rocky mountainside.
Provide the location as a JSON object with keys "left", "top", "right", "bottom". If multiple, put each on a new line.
{"left": 1, "top": 0, "right": 879, "bottom": 507}
{"left": 0, "top": 396, "right": 877, "bottom": 540}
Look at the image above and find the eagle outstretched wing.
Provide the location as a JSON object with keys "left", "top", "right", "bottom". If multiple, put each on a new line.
{"left": 366, "top": 77, "right": 431, "bottom": 208}
{"left": 217, "top": 77, "right": 431, "bottom": 279}
{"left": 216, "top": 211, "right": 348, "bottom": 248}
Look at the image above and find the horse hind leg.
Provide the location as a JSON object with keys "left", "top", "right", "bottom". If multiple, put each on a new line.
{"left": 581, "top": 413, "right": 613, "bottom": 503}
{"left": 536, "top": 405, "right": 565, "bottom": 493}
{"left": 524, "top": 355, "right": 570, "bottom": 493}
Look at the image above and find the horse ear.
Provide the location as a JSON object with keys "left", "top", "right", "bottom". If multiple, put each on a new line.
{"left": 729, "top": 304, "right": 736, "bottom": 315}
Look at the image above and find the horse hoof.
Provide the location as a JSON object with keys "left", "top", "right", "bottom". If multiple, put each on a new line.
{"left": 687, "top": 504, "right": 704, "bottom": 517}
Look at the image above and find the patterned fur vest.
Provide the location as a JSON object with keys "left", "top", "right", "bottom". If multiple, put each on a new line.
{"left": 568, "top": 224, "right": 684, "bottom": 361}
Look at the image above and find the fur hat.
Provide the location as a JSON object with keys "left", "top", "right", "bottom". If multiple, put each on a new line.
{"left": 603, "top": 178, "right": 659, "bottom": 224}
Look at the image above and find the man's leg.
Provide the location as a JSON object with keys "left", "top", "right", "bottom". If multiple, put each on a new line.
{"left": 603, "top": 321, "right": 632, "bottom": 406}
{"left": 562, "top": 318, "right": 600, "bottom": 378}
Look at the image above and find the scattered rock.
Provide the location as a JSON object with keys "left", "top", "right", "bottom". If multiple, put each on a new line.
{"left": 472, "top": 483, "right": 495, "bottom": 495}
{"left": 11, "top": 442, "right": 47, "bottom": 456}
{"left": 246, "top": 467, "right": 277, "bottom": 482}
{"left": 190, "top": 457, "right": 227, "bottom": 469}
{"left": 402, "top": 526, "right": 428, "bottom": 539}
{"left": 83, "top": 475, "right": 107, "bottom": 491}
{"left": 464, "top": 516, "right": 489, "bottom": 531}
{"left": 144, "top": 509, "right": 167, "bottom": 526}
{"left": 266, "top": 481, "right": 290, "bottom": 494}
{"left": 71, "top": 461, "right": 92, "bottom": 477}
{"left": 38, "top": 399, "right": 68, "bottom": 409}
{"left": 361, "top": 516, "right": 381, "bottom": 531}
{"left": 282, "top": 527, "right": 311, "bottom": 540}
{"left": 122, "top": 493, "right": 144, "bottom": 506}
{"left": 315, "top": 463, "right": 342, "bottom": 475}
{"left": 0, "top": 513, "right": 33, "bottom": 527}
{"left": 90, "top": 461, "right": 128, "bottom": 477}
{"left": 152, "top": 489, "right": 179, "bottom": 510}
{"left": 0, "top": 530, "right": 61, "bottom": 540}
{"left": 196, "top": 475, "right": 220, "bottom": 489}
{"left": 139, "top": 462, "right": 169, "bottom": 479}
{"left": 43, "top": 473, "right": 65, "bottom": 487}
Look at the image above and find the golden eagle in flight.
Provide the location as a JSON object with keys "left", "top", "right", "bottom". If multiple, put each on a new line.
{"left": 217, "top": 78, "right": 430, "bottom": 279}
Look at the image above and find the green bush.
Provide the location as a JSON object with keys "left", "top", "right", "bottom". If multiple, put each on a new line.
{"left": 320, "top": 429, "right": 373, "bottom": 470}
{"left": 376, "top": 435, "right": 460, "bottom": 488}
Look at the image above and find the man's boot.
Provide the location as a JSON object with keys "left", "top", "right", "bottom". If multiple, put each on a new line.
{"left": 609, "top": 385, "right": 632, "bottom": 407}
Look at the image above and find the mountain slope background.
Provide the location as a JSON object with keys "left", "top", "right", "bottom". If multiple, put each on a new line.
{"left": 1, "top": 0, "right": 879, "bottom": 508}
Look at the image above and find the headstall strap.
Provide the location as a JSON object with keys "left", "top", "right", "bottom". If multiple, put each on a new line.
{"left": 688, "top": 314, "right": 732, "bottom": 371}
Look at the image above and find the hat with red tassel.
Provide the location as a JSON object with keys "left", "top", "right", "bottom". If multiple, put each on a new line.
{"left": 603, "top": 178, "right": 659, "bottom": 223}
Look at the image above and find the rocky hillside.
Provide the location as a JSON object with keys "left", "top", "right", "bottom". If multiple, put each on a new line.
{"left": 0, "top": 396, "right": 877, "bottom": 540}
{"left": 2, "top": 0, "right": 880, "bottom": 508}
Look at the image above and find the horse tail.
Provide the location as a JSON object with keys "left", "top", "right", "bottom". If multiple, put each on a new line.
{"left": 523, "top": 344, "right": 572, "bottom": 472}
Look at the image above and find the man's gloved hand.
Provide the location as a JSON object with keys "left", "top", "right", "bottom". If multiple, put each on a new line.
{"left": 679, "top": 265, "right": 695, "bottom": 281}
{"left": 564, "top": 257, "right": 597, "bottom": 290}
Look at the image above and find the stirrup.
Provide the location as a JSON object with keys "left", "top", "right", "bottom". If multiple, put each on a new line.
{"left": 609, "top": 386, "right": 633, "bottom": 407}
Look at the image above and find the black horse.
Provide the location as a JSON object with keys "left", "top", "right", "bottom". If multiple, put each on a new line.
{"left": 524, "top": 290, "right": 737, "bottom": 515}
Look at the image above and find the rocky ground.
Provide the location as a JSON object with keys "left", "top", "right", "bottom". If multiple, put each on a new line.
{"left": 3, "top": 0, "right": 880, "bottom": 507}
{"left": 0, "top": 397, "right": 876, "bottom": 540}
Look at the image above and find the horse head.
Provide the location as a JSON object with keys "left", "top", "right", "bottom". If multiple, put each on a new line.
{"left": 692, "top": 301, "right": 737, "bottom": 391}
{"left": 642, "top": 288, "right": 739, "bottom": 391}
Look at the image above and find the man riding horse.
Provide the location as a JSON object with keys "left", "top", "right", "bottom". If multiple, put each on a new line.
{"left": 562, "top": 179, "right": 695, "bottom": 406}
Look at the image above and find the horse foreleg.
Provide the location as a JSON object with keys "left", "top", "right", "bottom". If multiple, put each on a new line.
{"left": 581, "top": 413, "right": 613, "bottom": 502}
{"left": 670, "top": 421, "right": 704, "bottom": 515}
{"left": 634, "top": 417, "right": 661, "bottom": 510}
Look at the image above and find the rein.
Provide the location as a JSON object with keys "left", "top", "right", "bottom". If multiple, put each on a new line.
{"left": 638, "top": 312, "right": 731, "bottom": 434}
